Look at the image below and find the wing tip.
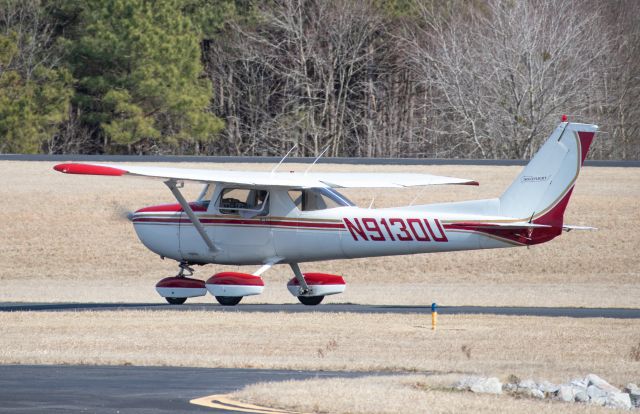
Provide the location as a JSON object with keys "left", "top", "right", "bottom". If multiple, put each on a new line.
{"left": 53, "top": 163, "right": 126, "bottom": 176}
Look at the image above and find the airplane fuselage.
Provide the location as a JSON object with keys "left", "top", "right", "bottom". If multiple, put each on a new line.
{"left": 54, "top": 121, "right": 597, "bottom": 306}
{"left": 131, "top": 185, "right": 526, "bottom": 266}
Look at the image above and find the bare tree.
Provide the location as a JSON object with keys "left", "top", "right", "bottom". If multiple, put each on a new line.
{"left": 405, "top": 0, "right": 612, "bottom": 159}
{"left": 205, "top": 0, "right": 389, "bottom": 157}
{"left": 595, "top": 0, "right": 640, "bottom": 159}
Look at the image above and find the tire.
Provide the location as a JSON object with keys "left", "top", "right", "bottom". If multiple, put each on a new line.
{"left": 298, "top": 295, "right": 324, "bottom": 306}
{"left": 165, "top": 297, "right": 187, "bottom": 305}
{"left": 215, "top": 296, "right": 242, "bottom": 306}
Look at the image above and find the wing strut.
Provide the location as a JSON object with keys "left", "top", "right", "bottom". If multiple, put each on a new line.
{"left": 164, "top": 179, "right": 218, "bottom": 253}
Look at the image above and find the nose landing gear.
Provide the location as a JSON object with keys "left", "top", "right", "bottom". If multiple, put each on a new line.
{"left": 155, "top": 261, "right": 207, "bottom": 305}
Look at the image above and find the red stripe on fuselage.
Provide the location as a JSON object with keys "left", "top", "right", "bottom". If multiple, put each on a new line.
{"left": 132, "top": 216, "right": 345, "bottom": 229}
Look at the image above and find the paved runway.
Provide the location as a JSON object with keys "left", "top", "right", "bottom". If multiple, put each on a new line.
{"left": 1, "top": 302, "right": 640, "bottom": 318}
{"left": 0, "top": 365, "right": 368, "bottom": 413}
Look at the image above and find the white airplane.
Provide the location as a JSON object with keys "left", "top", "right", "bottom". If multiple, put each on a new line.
{"left": 55, "top": 120, "right": 597, "bottom": 306}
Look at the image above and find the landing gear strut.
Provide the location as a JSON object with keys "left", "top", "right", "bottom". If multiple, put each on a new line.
{"left": 176, "top": 261, "right": 194, "bottom": 278}
{"left": 155, "top": 261, "right": 207, "bottom": 305}
{"left": 289, "top": 263, "right": 325, "bottom": 306}
{"left": 163, "top": 262, "right": 194, "bottom": 305}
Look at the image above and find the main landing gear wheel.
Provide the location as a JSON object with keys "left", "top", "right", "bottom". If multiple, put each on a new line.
{"left": 298, "top": 295, "right": 324, "bottom": 306}
{"left": 165, "top": 297, "right": 187, "bottom": 305}
{"left": 215, "top": 296, "right": 242, "bottom": 306}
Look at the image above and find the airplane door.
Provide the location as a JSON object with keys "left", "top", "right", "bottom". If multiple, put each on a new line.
{"left": 272, "top": 189, "right": 345, "bottom": 262}
{"left": 179, "top": 187, "right": 276, "bottom": 264}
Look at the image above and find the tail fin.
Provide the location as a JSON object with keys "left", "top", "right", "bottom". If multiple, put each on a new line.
{"left": 499, "top": 121, "right": 597, "bottom": 242}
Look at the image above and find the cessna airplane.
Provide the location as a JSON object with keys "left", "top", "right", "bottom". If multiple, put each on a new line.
{"left": 55, "top": 120, "right": 597, "bottom": 306}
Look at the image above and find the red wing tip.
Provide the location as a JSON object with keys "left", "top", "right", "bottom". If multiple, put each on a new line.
{"left": 53, "top": 163, "right": 126, "bottom": 176}
{"left": 461, "top": 180, "right": 480, "bottom": 186}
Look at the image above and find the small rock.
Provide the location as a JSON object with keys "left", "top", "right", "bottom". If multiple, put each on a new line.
{"left": 586, "top": 373, "right": 620, "bottom": 393}
{"left": 518, "top": 379, "right": 537, "bottom": 390}
{"left": 571, "top": 378, "right": 588, "bottom": 389}
{"left": 517, "top": 387, "right": 545, "bottom": 399}
{"left": 557, "top": 385, "right": 575, "bottom": 402}
{"left": 529, "top": 389, "right": 545, "bottom": 399}
{"left": 538, "top": 380, "right": 559, "bottom": 394}
{"left": 575, "top": 389, "right": 589, "bottom": 402}
{"left": 455, "top": 376, "right": 502, "bottom": 394}
{"left": 503, "top": 383, "right": 517, "bottom": 392}
{"left": 587, "top": 385, "right": 607, "bottom": 406}
{"left": 624, "top": 385, "right": 640, "bottom": 409}
{"left": 454, "top": 376, "right": 476, "bottom": 390}
{"left": 470, "top": 377, "right": 502, "bottom": 394}
{"left": 605, "top": 392, "right": 632, "bottom": 410}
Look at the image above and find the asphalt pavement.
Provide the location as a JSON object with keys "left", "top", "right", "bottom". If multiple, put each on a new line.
{"left": 1, "top": 302, "right": 639, "bottom": 318}
{"left": 0, "top": 365, "right": 368, "bottom": 414}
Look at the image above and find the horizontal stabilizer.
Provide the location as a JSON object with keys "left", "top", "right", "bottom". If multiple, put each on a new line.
{"left": 562, "top": 225, "right": 597, "bottom": 232}
{"left": 450, "top": 221, "right": 552, "bottom": 229}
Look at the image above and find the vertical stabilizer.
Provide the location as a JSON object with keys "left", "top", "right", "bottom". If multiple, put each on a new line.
{"left": 499, "top": 122, "right": 597, "bottom": 237}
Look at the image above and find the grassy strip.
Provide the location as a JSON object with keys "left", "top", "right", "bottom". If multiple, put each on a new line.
{"left": 1, "top": 311, "right": 639, "bottom": 386}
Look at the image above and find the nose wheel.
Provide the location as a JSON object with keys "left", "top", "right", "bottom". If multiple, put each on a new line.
{"left": 166, "top": 297, "right": 187, "bottom": 305}
{"left": 297, "top": 295, "right": 324, "bottom": 306}
{"left": 165, "top": 262, "right": 193, "bottom": 305}
{"left": 156, "top": 262, "right": 207, "bottom": 305}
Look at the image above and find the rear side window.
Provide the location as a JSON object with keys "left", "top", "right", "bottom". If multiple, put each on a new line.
{"left": 288, "top": 188, "right": 351, "bottom": 211}
{"left": 217, "top": 188, "right": 269, "bottom": 216}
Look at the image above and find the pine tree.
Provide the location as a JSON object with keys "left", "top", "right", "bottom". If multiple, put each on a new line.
{"left": 67, "top": 0, "right": 223, "bottom": 153}
{"left": 0, "top": 32, "right": 73, "bottom": 154}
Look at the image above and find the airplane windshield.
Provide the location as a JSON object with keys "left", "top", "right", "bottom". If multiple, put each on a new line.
{"left": 288, "top": 188, "right": 354, "bottom": 211}
{"left": 195, "top": 184, "right": 215, "bottom": 209}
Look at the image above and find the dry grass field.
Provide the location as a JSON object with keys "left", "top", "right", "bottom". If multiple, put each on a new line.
{"left": 235, "top": 375, "right": 616, "bottom": 414}
{"left": 0, "top": 161, "right": 638, "bottom": 307}
{"left": 1, "top": 311, "right": 639, "bottom": 385}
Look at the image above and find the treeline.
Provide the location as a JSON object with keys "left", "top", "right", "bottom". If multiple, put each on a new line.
{"left": 1, "top": 0, "right": 638, "bottom": 159}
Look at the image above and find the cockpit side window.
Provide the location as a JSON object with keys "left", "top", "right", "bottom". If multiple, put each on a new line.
{"left": 217, "top": 188, "right": 269, "bottom": 216}
{"left": 288, "top": 188, "right": 353, "bottom": 211}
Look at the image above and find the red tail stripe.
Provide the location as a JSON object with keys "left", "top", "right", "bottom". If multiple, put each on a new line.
{"left": 577, "top": 131, "right": 595, "bottom": 165}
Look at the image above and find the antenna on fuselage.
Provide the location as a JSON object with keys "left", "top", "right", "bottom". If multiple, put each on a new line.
{"left": 304, "top": 146, "right": 330, "bottom": 175}
{"left": 271, "top": 144, "right": 298, "bottom": 175}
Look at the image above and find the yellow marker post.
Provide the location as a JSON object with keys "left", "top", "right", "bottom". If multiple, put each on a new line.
{"left": 431, "top": 302, "right": 437, "bottom": 331}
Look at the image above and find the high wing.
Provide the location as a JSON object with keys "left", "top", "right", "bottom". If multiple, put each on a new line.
{"left": 53, "top": 162, "right": 479, "bottom": 188}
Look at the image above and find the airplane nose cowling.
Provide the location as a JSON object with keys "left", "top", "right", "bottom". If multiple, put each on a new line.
{"left": 129, "top": 203, "right": 193, "bottom": 262}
